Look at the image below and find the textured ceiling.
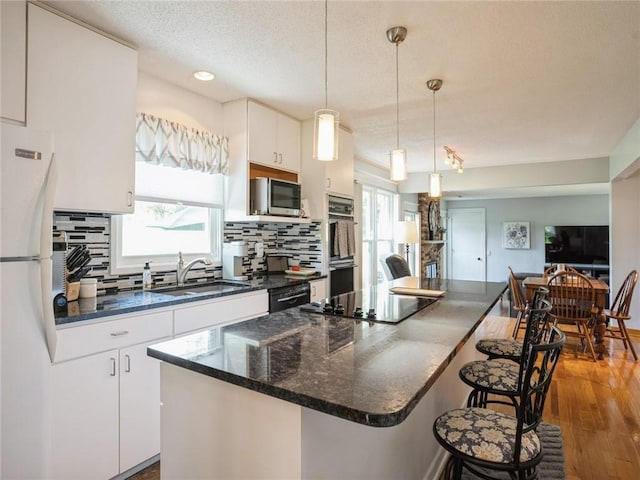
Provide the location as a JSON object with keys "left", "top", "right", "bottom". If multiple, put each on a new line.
{"left": 44, "top": 0, "right": 640, "bottom": 180}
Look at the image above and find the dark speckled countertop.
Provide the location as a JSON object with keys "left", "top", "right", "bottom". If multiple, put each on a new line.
{"left": 147, "top": 278, "right": 506, "bottom": 428}
{"left": 55, "top": 273, "right": 325, "bottom": 326}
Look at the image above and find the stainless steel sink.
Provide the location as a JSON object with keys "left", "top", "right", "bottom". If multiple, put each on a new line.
{"left": 153, "top": 280, "right": 251, "bottom": 297}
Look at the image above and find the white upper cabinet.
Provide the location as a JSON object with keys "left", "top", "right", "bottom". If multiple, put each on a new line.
{"left": 326, "top": 128, "right": 355, "bottom": 197}
{"left": 300, "top": 120, "right": 355, "bottom": 220}
{"left": 248, "top": 101, "right": 300, "bottom": 173}
{"left": 27, "top": 4, "right": 137, "bottom": 213}
{"left": 1, "top": 0, "right": 26, "bottom": 124}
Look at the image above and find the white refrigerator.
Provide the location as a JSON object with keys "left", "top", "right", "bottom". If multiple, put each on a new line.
{"left": 1, "top": 123, "right": 57, "bottom": 478}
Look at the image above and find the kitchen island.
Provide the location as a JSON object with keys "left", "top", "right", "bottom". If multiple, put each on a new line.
{"left": 148, "top": 278, "right": 505, "bottom": 479}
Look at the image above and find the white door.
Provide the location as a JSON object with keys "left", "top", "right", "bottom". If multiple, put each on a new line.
{"left": 447, "top": 208, "right": 486, "bottom": 281}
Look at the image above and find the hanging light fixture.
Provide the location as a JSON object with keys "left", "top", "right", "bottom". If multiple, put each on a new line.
{"left": 444, "top": 145, "right": 464, "bottom": 173}
{"left": 427, "top": 79, "right": 443, "bottom": 197}
{"left": 387, "top": 26, "right": 407, "bottom": 181}
{"left": 313, "top": 0, "right": 339, "bottom": 161}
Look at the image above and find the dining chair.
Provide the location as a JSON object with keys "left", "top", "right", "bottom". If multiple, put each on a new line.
{"left": 546, "top": 270, "right": 598, "bottom": 361}
{"left": 475, "top": 285, "right": 548, "bottom": 362}
{"left": 602, "top": 270, "right": 638, "bottom": 360}
{"left": 507, "top": 267, "right": 528, "bottom": 338}
{"left": 543, "top": 264, "right": 580, "bottom": 278}
{"left": 434, "top": 326, "right": 565, "bottom": 480}
{"left": 461, "top": 299, "right": 553, "bottom": 413}
{"left": 382, "top": 254, "right": 412, "bottom": 279}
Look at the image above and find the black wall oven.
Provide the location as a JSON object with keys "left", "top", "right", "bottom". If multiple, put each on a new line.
{"left": 328, "top": 195, "right": 355, "bottom": 297}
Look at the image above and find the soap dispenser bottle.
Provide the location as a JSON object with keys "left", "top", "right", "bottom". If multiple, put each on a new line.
{"left": 143, "top": 261, "right": 152, "bottom": 290}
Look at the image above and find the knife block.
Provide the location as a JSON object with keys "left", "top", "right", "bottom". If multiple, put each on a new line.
{"left": 65, "top": 281, "right": 80, "bottom": 302}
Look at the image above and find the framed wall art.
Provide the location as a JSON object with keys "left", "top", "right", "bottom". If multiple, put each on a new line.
{"left": 503, "top": 221, "right": 530, "bottom": 249}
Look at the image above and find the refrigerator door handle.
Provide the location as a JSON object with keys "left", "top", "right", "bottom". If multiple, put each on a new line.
{"left": 40, "top": 153, "right": 57, "bottom": 259}
{"left": 40, "top": 257, "right": 57, "bottom": 362}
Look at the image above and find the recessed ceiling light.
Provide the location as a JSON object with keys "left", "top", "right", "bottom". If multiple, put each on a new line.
{"left": 193, "top": 71, "right": 215, "bottom": 81}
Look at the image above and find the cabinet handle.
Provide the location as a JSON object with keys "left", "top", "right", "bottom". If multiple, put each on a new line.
{"left": 124, "top": 354, "right": 131, "bottom": 373}
{"left": 278, "top": 153, "right": 283, "bottom": 164}
{"left": 110, "top": 330, "right": 129, "bottom": 337}
{"left": 110, "top": 357, "right": 116, "bottom": 376}
{"left": 273, "top": 152, "right": 278, "bottom": 163}
{"left": 326, "top": 178, "right": 331, "bottom": 189}
{"left": 127, "top": 191, "right": 133, "bottom": 207}
{"left": 312, "top": 285, "right": 316, "bottom": 296}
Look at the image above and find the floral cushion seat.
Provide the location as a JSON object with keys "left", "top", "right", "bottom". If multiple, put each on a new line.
{"left": 475, "top": 338, "right": 522, "bottom": 361}
{"left": 459, "top": 359, "right": 519, "bottom": 393}
{"left": 433, "top": 408, "right": 542, "bottom": 464}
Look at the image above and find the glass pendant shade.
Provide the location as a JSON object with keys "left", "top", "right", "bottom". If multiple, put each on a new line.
{"left": 313, "top": 109, "right": 339, "bottom": 161}
{"left": 390, "top": 149, "right": 407, "bottom": 181}
{"left": 430, "top": 172, "right": 442, "bottom": 198}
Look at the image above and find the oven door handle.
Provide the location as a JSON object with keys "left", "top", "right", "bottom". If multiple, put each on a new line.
{"left": 277, "top": 292, "right": 308, "bottom": 303}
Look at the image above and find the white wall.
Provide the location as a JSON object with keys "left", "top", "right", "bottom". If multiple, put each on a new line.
{"left": 136, "top": 72, "right": 223, "bottom": 132}
{"left": 443, "top": 195, "right": 609, "bottom": 282}
{"left": 609, "top": 117, "right": 640, "bottom": 329}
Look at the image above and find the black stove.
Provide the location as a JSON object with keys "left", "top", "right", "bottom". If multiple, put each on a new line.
{"left": 299, "top": 287, "right": 438, "bottom": 324}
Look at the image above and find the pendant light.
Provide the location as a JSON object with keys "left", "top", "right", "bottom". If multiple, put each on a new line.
{"left": 387, "top": 26, "right": 407, "bottom": 181}
{"left": 427, "top": 79, "right": 443, "bottom": 198}
{"left": 313, "top": 0, "right": 339, "bottom": 161}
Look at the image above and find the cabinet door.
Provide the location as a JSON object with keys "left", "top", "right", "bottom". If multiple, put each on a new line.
{"left": 51, "top": 350, "right": 120, "bottom": 480}
{"left": 1, "top": 0, "right": 26, "bottom": 123}
{"left": 119, "top": 339, "right": 169, "bottom": 472}
{"left": 326, "top": 128, "right": 354, "bottom": 196}
{"left": 27, "top": 4, "right": 137, "bottom": 213}
{"left": 248, "top": 101, "right": 278, "bottom": 167}
{"left": 277, "top": 113, "right": 301, "bottom": 172}
{"left": 310, "top": 278, "right": 327, "bottom": 302}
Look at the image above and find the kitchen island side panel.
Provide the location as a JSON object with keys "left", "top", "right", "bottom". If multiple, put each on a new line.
{"left": 158, "top": 314, "right": 495, "bottom": 479}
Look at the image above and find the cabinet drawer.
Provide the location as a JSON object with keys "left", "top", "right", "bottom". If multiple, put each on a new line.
{"left": 174, "top": 290, "right": 268, "bottom": 335}
{"left": 55, "top": 311, "right": 173, "bottom": 363}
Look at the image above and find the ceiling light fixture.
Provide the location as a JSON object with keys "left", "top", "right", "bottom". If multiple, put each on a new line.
{"left": 387, "top": 26, "right": 407, "bottom": 182}
{"left": 193, "top": 71, "right": 215, "bottom": 81}
{"left": 313, "top": 0, "right": 339, "bottom": 161}
{"left": 427, "top": 79, "right": 443, "bottom": 198}
{"left": 444, "top": 146, "right": 464, "bottom": 173}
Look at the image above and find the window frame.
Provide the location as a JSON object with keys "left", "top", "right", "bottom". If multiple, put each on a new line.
{"left": 110, "top": 195, "right": 223, "bottom": 276}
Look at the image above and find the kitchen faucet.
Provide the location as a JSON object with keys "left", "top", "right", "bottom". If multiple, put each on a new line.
{"left": 177, "top": 252, "right": 213, "bottom": 286}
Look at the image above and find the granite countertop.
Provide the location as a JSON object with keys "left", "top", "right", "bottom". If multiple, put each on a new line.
{"left": 147, "top": 278, "right": 506, "bottom": 428}
{"left": 55, "top": 273, "right": 325, "bottom": 326}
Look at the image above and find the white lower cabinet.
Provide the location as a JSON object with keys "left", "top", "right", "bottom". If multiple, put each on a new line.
{"left": 51, "top": 310, "right": 173, "bottom": 479}
{"left": 174, "top": 290, "right": 269, "bottom": 336}
{"left": 51, "top": 350, "right": 120, "bottom": 480}
{"left": 119, "top": 340, "right": 168, "bottom": 473}
{"left": 310, "top": 278, "right": 327, "bottom": 302}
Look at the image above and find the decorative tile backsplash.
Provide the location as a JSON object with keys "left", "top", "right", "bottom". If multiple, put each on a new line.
{"left": 54, "top": 211, "right": 323, "bottom": 296}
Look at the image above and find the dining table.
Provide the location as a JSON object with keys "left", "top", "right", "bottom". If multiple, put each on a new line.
{"left": 523, "top": 275, "right": 610, "bottom": 359}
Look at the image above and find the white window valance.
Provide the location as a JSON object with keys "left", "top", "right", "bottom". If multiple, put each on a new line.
{"left": 135, "top": 112, "right": 229, "bottom": 175}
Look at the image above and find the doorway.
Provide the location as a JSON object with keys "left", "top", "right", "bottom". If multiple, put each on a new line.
{"left": 447, "top": 208, "right": 486, "bottom": 281}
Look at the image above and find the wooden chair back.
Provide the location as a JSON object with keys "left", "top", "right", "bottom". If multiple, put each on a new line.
{"left": 543, "top": 264, "right": 580, "bottom": 278}
{"left": 546, "top": 271, "right": 596, "bottom": 323}
{"left": 609, "top": 270, "right": 638, "bottom": 319}
{"left": 508, "top": 266, "right": 527, "bottom": 312}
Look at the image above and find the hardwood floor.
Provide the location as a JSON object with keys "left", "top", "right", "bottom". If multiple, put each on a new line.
{"left": 128, "top": 301, "right": 640, "bottom": 480}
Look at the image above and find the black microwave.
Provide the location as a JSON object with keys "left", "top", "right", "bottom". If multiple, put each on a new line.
{"left": 250, "top": 177, "right": 302, "bottom": 217}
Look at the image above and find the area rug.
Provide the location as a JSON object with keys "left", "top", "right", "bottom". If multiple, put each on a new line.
{"left": 460, "top": 422, "right": 566, "bottom": 479}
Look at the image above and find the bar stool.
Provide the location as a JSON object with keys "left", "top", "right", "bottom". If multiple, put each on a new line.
{"left": 460, "top": 299, "right": 553, "bottom": 412}
{"left": 475, "top": 286, "right": 548, "bottom": 363}
{"left": 434, "top": 326, "right": 565, "bottom": 480}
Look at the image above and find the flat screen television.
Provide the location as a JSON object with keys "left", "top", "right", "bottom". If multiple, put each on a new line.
{"left": 544, "top": 225, "right": 609, "bottom": 265}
